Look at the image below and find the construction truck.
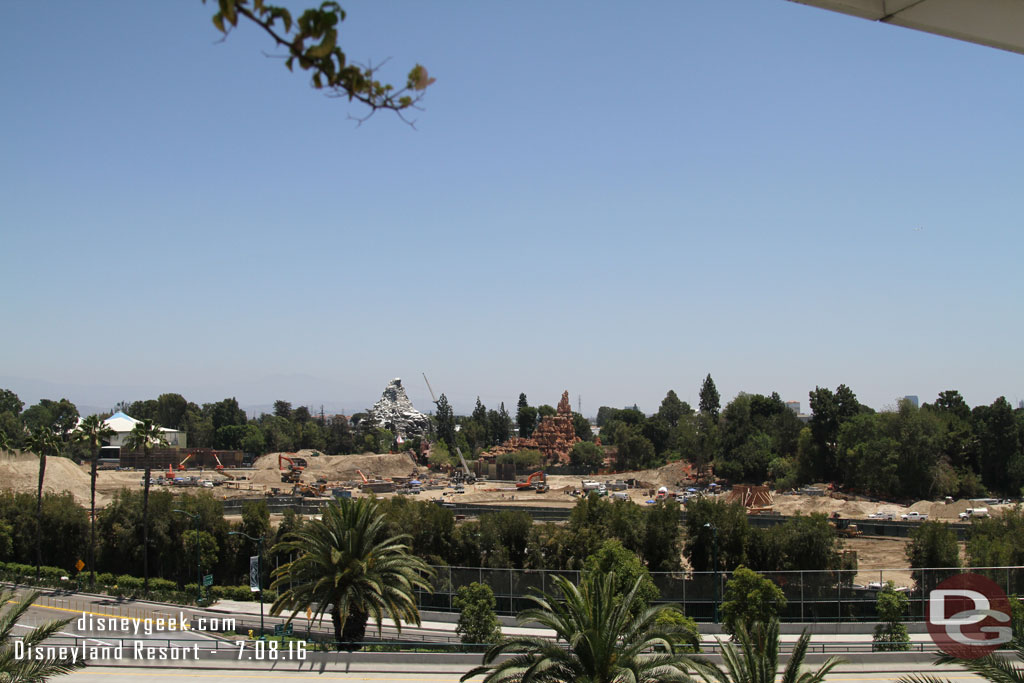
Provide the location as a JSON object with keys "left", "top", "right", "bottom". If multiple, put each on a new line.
{"left": 279, "top": 454, "right": 307, "bottom": 483}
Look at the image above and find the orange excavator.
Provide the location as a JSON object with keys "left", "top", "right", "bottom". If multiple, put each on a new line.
{"left": 356, "top": 469, "right": 369, "bottom": 485}
{"left": 516, "top": 471, "right": 548, "bottom": 493}
{"left": 279, "top": 454, "right": 307, "bottom": 483}
{"left": 177, "top": 452, "right": 193, "bottom": 471}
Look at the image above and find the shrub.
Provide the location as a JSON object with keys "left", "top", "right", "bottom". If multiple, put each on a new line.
{"left": 872, "top": 582, "right": 910, "bottom": 651}
{"left": 452, "top": 582, "right": 501, "bottom": 644}
{"left": 720, "top": 566, "right": 786, "bottom": 637}
{"left": 654, "top": 609, "right": 701, "bottom": 652}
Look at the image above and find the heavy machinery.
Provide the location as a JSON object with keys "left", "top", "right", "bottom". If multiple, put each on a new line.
{"left": 423, "top": 373, "right": 476, "bottom": 484}
{"left": 177, "top": 453, "right": 193, "bottom": 471}
{"left": 213, "top": 453, "right": 235, "bottom": 480}
{"left": 279, "top": 454, "right": 307, "bottom": 483}
{"left": 293, "top": 482, "right": 328, "bottom": 497}
{"left": 516, "top": 471, "right": 548, "bottom": 493}
{"left": 829, "top": 512, "right": 864, "bottom": 537}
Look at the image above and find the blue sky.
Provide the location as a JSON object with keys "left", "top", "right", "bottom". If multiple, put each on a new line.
{"left": 1, "top": 1, "right": 1021, "bottom": 417}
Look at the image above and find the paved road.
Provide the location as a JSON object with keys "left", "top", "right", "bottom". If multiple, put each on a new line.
{"left": 63, "top": 664, "right": 988, "bottom": 683}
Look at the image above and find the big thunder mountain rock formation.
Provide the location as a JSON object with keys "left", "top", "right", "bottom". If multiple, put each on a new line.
{"left": 489, "top": 390, "right": 580, "bottom": 464}
{"left": 366, "top": 378, "right": 431, "bottom": 438}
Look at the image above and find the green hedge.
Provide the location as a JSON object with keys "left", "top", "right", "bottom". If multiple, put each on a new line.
{"left": 0, "top": 561, "right": 270, "bottom": 605}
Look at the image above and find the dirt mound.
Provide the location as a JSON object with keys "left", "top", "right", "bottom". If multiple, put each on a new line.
{"left": 0, "top": 451, "right": 95, "bottom": 506}
{"left": 251, "top": 452, "right": 420, "bottom": 486}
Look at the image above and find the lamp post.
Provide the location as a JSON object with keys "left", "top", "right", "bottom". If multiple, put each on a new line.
{"left": 174, "top": 509, "right": 202, "bottom": 604}
{"left": 704, "top": 522, "right": 719, "bottom": 623}
{"left": 229, "top": 531, "right": 265, "bottom": 637}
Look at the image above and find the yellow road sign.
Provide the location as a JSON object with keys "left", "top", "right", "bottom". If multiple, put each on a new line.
{"left": 75, "top": 559, "right": 85, "bottom": 572}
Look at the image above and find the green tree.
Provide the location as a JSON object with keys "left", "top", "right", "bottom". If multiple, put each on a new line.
{"left": 435, "top": 394, "right": 456, "bottom": 450}
{"left": 684, "top": 498, "right": 749, "bottom": 573}
{"left": 0, "top": 389, "right": 23, "bottom": 417}
{"left": 0, "top": 589, "right": 87, "bottom": 682}
{"left": 24, "top": 426, "right": 59, "bottom": 581}
{"left": 807, "top": 384, "right": 861, "bottom": 482}
{"left": 488, "top": 404, "right": 513, "bottom": 444}
{"left": 462, "top": 571, "right": 702, "bottom": 683}
{"left": 516, "top": 394, "right": 537, "bottom": 439}
{"left": 906, "top": 521, "right": 961, "bottom": 595}
{"left": 123, "top": 419, "right": 169, "bottom": 591}
{"left": 700, "top": 374, "right": 721, "bottom": 421}
{"left": 701, "top": 619, "right": 843, "bottom": 683}
{"left": 453, "top": 582, "right": 501, "bottom": 644}
{"left": 582, "top": 539, "right": 660, "bottom": 615}
{"left": 269, "top": 497, "right": 433, "bottom": 649}
{"left": 155, "top": 393, "right": 188, "bottom": 430}
{"left": 719, "top": 567, "right": 787, "bottom": 638}
{"left": 872, "top": 582, "right": 910, "bottom": 651}
{"left": 658, "top": 389, "right": 691, "bottom": 428}
{"left": 569, "top": 441, "right": 604, "bottom": 473}
{"left": 571, "top": 412, "right": 593, "bottom": 441}
{"left": 73, "top": 415, "right": 116, "bottom": 587}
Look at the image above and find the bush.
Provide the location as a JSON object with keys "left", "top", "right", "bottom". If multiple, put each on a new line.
{"left": 872, "top": 582, "right": 910, "bottom": 651}
{"left": 654, "top": 609, "right": 701, "bottom": 652}
{"left": 720, "top": 566, "right": 786, "bottom": 637}
{"left": 453, "top": 582, "right": 501, "bottom": 644}
{"left": 95, "top": 572, "right": 115, "bottom": 587}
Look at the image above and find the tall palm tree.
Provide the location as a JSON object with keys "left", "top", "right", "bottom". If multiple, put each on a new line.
{"left": 0, "top": 588, "right": 86, "bottom": 682}
{"left": 72, "top": 416, "right": 116, "bottom": 588}
{"left": 123, "top": 419, "right": 168, "bottom": 591}
{"left": 269, "top": 496, "right": 434, "bottom": 649}
{"left": 462, "top": 571, "right": 705, "bottom": 683}
{"left": 697, "top": 620, "right": 844, "bottom": 683}
{"left": 896, "top": 642, "right": 1024, "bottom": 683}
{"left": 24, "top": 427, "right": 59, "bottom": 582}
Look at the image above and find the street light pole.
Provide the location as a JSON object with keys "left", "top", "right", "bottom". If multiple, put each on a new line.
{"left": 230, "top": 531, "right": 265, "bottom": 636}
{"left": 704, "top": 522, "right": 719, "bottom": 623}
{"left": 174, "top": 509, "right": 201, "bottom": 604}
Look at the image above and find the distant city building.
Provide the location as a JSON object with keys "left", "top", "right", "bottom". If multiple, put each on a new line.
{"left": 785, "top": 401, "right": 801, "bottom": 414}
{"left": 904, "top": 395, "right": 919, "bottom": 408}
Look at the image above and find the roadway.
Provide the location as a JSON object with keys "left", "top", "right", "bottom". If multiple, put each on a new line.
{"left": 61, "top": 664, "right": 990, "bottom": 682}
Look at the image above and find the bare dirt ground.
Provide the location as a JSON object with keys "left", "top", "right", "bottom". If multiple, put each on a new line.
{"left": 0, "top": 451, "right": 997, "bottom": 582}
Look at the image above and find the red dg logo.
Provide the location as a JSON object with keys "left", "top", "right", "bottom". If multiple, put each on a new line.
{"left": 926, "top": 573, "right": 1012, "bottom": 659}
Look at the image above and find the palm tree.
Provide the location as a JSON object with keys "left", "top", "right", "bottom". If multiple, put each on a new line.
{"left": 697, "top": 620, "right": 844, "bottom": 683}
{"left": 123, "top": 419, "right": 168, "bottom": 591}
{"left": 895, "top": 642, "right": 1024, "bottom": 683}
{"left": 462, "top": 571, "right": 705, "bottom": 683}
{"left": 0, "top": 588, "right": 86, "bottom": 682}
{"left": 24, "top": 427, "right": 59, "bottom": 582}
{"left": 72, "top": 416, "right": 116, "bottom": 588}
{"left": 269, "top": 496, "right": 434, "bottom": 650}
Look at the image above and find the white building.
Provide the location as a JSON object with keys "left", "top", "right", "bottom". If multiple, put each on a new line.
{"left": 90, "top": 411, "right": 187, "bottom": 448}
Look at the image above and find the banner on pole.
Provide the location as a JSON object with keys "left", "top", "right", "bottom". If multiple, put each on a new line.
{"left": 250, "top": 555, "right": 260, "bottom": 592}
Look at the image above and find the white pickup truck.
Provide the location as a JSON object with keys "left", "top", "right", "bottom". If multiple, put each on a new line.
{"left": 867, "top": 511, "right": 896, "bottom": 520}
{"left": 901, "top": 511, "right": 929, "bottom": 521}
{"left": 959, "top": 507, "right": 989, "bottom": 520}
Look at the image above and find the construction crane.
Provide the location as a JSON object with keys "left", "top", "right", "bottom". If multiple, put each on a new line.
{"left": 422, "top": 373, "right": 476, "bottom": 484}
{"left": 213, "top": 453, "right": 236, "bottom": 480}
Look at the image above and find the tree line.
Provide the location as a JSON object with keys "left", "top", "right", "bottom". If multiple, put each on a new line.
{"left": 592, "top": 377, "right": 1024, "bottom": 499}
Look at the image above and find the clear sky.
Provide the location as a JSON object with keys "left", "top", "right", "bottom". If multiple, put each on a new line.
{"left": 1, "top": 1, "right": 1021, "bottom": 417}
